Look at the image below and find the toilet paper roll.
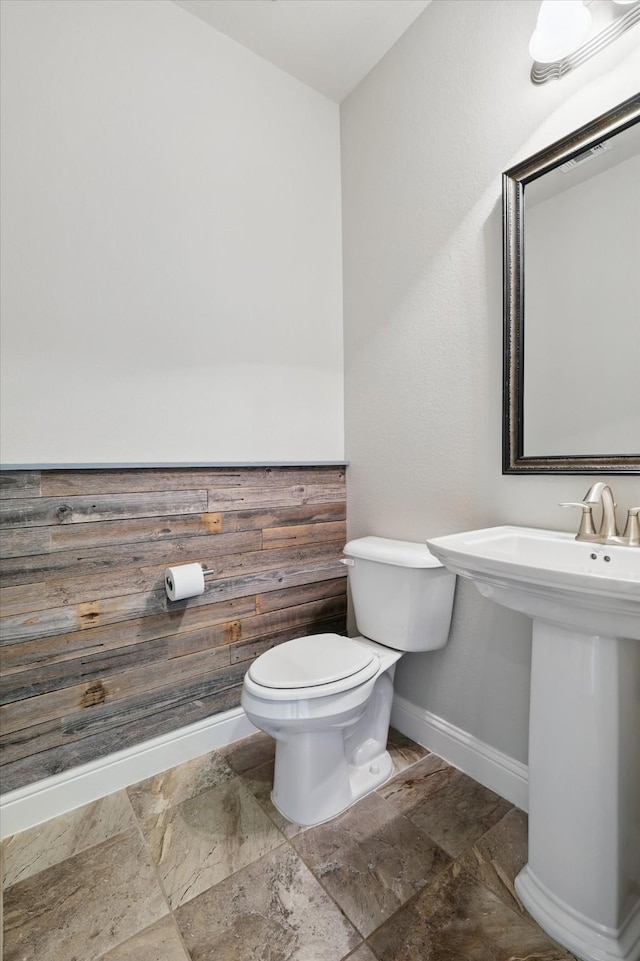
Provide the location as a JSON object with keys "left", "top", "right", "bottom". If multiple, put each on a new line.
{"left": 165, "top": 563, "right": 206, "bottom": 601}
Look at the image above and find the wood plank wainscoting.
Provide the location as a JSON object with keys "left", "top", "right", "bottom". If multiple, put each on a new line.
{"left": 0, "top": 466, "right": 347, "bottom": 794}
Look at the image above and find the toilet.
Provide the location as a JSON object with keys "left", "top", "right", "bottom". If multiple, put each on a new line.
{"left": 241, "top": 536, "right": 456, "bottom": 826}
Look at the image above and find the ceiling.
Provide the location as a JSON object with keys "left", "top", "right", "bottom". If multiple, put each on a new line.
{"left": 171, "top": 0, "right": 431, "bottom": 103}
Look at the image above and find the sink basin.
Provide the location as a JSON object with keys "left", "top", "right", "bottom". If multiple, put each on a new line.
{"left": 426, "top": 526, "right": 640, "bottom": 961}
{"left": 427, "top": 525, "right": 640, "bottom": 639}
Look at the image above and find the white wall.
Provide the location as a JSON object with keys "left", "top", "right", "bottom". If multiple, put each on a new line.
{"left": 0, "top": 0, "right": 344, "bottom": 465}
{"left": 341, "top": 0, "right": 640, "bottom": 765}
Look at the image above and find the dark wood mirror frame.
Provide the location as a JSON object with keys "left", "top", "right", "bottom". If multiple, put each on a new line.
{"left": 502, "top": 93, "right": 640, "bottom": 475}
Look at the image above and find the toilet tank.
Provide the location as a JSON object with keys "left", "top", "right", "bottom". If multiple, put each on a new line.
{"left": 343, "top": 536, "right": 456, "bottom": 652}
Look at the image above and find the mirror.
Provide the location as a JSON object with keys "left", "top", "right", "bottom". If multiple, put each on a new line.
{"left": 502, "top": 94, "right": 640, "bottom": 474}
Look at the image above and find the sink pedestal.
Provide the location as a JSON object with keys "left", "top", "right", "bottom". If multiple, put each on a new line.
{"left": 515, "top": 620, "right": 640, "bottom": 961}
{"left": 426, "top": 525, "right": 640, "bottom": 961}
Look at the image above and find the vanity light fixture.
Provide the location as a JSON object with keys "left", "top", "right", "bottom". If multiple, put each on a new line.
{"left": 529, "top": 0, "right": 640, "bottom": 83}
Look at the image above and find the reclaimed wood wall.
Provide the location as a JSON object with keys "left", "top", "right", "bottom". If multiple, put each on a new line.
{"left": 0, "top": 466, "right": 347, "bottom": 794}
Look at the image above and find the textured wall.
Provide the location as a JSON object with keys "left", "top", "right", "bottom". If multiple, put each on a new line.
{"left": 0, "top": 466, "right": 347, "bottom": 793}
{"left": 341, "top": 0, "right": 640, "bottom": 764}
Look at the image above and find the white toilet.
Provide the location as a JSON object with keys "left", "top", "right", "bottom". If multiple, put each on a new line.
{"left": 241, "top": 536, "right": 456, "bottom": 826}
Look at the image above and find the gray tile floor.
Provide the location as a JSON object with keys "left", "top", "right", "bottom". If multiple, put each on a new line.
{"left": 2, "top": 730, "right": 577, "bottom": 961}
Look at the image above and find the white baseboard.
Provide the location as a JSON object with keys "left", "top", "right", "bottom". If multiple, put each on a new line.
{"left": 390, "top": 695, "right": 529, "bottom": 812}
{"left": 1, "top": 698, "right": 528, "bottom": 839}
{"left": 0, "top": 707, "right": 257, "bottom": 839}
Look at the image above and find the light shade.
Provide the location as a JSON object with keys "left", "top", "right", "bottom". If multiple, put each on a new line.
{"left": 529, "top": 0, "right": 592, "bottom": 63}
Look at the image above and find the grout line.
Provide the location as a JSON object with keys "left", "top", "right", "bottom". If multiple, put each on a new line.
{"left": 120, "top": 773, "right": 205, "bottom": 960}
{"left": 359, "top": 855, "right": 455, "bottom": 946}
{"left": 282, "top": 831, "right": 365, "bottom": 942}
{"left": 1, "top": 789, "right": 150, "bottom": 892}
{"left": 122, "top": 788, "right": 176, "bottom": 916}
{"left": 123, "top": 747, "right": 292, "bottom": 912}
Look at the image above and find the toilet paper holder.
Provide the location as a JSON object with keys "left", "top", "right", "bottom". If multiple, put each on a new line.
{"left": 164, "top": 562, "right": 216, "bottom": 601}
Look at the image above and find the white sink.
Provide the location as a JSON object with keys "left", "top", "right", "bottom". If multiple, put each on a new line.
{"left": 427, "top": 525, "right": 640, "bottom": 639}
{"left": 427, "top": 526, "right": 640, "bottom": 961}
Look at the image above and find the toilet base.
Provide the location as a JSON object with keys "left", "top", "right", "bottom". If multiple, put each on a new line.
{"left": 271, "top": 745, "right": 394, "bottom": 827}
{"left": 265, "top": 667, "right": 397, "bottom": 827}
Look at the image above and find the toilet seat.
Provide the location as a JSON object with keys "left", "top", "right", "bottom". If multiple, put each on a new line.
{"left": 246, "top": 633, "right": 380, "bottom": 701}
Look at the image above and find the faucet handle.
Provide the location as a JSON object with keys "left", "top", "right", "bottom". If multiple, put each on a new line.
{"left": 622, "top": 508, "right": 640, "bottom": 547}
{"left": 559, "top": 502, "right": 596, "bottom": 539}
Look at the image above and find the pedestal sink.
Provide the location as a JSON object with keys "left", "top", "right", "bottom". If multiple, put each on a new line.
{"left": 426, "top": 526, "right": 640, "bottom": 961}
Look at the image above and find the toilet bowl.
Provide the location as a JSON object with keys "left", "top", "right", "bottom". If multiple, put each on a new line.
{"left": 241, "top": 536, "right": 456, "bottom": 826}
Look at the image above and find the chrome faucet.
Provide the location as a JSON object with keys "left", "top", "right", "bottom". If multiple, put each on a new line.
{"left": 560, "top": 483, "right": 640, "bottom": 547}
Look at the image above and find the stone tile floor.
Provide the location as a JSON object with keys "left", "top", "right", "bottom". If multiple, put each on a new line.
{"left": 2, "top": 729, "right": 578, "bottom": 961}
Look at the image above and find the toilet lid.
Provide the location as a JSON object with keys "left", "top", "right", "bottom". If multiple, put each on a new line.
{"left": 248, "top": 634, "right": 377, "bottom": 690}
